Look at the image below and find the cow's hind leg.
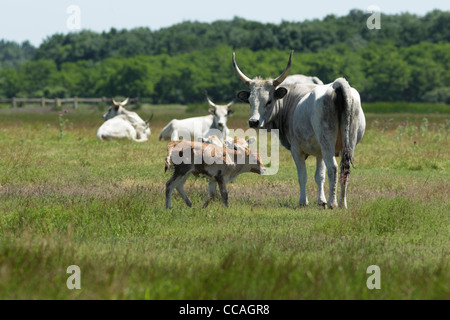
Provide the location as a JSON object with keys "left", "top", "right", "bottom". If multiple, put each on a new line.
{"left": 339, "top": 178, "right": 348, "bottom": 209}
{"left": 315, "top": 157, "right": 327, "bottom": 208}
{"left": 339, "top": 153, "right": 351, "bottom": 209}
{"left": 321, "top": 151, "right": 339, "bottom": 209}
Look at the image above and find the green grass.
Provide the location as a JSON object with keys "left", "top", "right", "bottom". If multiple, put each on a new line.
{"left": 363, "top": 102, "right": 450, "bottom": 114}
{"left": 0, "top": 106, "right": 449, "bottom": 300}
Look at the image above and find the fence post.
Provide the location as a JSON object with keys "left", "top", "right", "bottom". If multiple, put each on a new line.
{"left": 56, "top": 98, "right": 62, "bottom": 108}
{"left": 73, "top": 97, "right": 78, "bottom": 109}
{"left": 12, "top": 97, "right": 16, "bottom": 108}
{"left": 41, "top": 97, "right": 46, "bottom": 107}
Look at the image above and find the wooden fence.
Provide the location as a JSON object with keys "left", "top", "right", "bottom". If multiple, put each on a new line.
{"left": 0, "top": 97, "right": 139, "bottom": 109}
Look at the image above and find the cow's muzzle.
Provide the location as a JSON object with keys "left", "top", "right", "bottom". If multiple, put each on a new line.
{"left": 249, "top": 119, "right": 259, "bottom": 128}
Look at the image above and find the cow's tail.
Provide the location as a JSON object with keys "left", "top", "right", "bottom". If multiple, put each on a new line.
{"left": 159, "top": 122, "right": 173, "bottom": 141}
{"left": 333, "top": 78, "right": 357, "bottom": 185}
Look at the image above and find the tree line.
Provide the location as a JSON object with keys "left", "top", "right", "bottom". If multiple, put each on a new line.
{"left": 0, "top": 10, "right": 449, "bottom": 104}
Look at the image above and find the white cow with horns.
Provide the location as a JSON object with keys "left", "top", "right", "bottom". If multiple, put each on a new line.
{"left": 97, "top": 98, "right": 153, "bottom": 142}
{"left": 233, "top": 51, "right": 366, "bottom": 209}
{"left": 159, "top": 92, "right": 234, "bottom": 143}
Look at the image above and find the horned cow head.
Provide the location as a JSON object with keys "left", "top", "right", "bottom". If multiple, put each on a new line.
{"left": 233, "top": 51, "right": 293, "bottom": 129}
{"left": 205, "top": 91, "right": 234, "bottom": 132}
{"left": 103, "top": 98, "right": 130, "bottom": 121}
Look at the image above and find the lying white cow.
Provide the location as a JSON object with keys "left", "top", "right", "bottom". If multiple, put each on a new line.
{"left": 99, "top": 98, "right": 153, "bottom": 142}
{"left": 97, "top": 115, "right": 151, "bottom": 142}
{"left": 159, "top": 93, "right": 234, "bottom": 142}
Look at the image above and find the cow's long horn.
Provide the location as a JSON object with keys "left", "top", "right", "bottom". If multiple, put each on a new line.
{"left": 273, "top": 50, "right": 294, "bottom": 87}
{"left": 146, "top": 113, "right": 154, "bottom": 125}
{"left": 205, "top": 91, "right": 217, "bottom": 108}
{"left": 226, "top": 100, "right": 235, "bottom": 108}
{"left": 121, "top": 97, "right": 129, "bottom": 106}
{"left": 112, "top": 98, "right": 120, "bottom": 107}
{"left": 233, "top": 52, "right": 252, "bottom": 86}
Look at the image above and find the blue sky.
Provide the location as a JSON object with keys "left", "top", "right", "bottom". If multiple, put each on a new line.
{"left": 1, "top": 0, "right": 449, "bottom": 46}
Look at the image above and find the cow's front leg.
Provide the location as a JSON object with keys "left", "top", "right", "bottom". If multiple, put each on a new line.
{"left": 291, "top": 149, "right": 308, "bottom": 207}
{"left": 315, "top": 157, "right": 327, "bottom": 208}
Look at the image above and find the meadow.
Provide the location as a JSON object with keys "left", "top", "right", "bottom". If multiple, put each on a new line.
{"left": 0, "top": 104, "right": 449, "bottom": 300}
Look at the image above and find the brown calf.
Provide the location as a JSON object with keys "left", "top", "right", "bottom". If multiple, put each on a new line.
{"left": 165, "top": 141, "right": 265, "bottom": 209}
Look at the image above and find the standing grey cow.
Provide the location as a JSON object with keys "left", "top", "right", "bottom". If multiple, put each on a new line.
{"left": 233, "top": 51, "right": 366, "bottom": 209}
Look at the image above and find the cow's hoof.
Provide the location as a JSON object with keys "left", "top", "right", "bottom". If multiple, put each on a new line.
{"left": 318, "top": 201, "right": 327, "bottom": 209}
{"left": 328, "top": 202, "right": 338, "bottom": 210}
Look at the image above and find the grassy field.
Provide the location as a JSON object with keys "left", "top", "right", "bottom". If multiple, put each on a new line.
{"left": 0, "top": 104, "right": 449, "bottom": 300}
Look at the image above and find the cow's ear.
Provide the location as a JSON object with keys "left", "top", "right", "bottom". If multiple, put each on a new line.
{"left": 274, "top": 87, "right": 288, "bottom": 100}
{"left": 114, "top": 105, "right": 120, "bottom": 111}
{"left": 208, "top": 108, "right": 215, "bottom": 115}
{"left": 237, "top": 91, "right": 250, "bottom": 103}
{"left": 227, "top": 109, "right": 234, "bottom": 116}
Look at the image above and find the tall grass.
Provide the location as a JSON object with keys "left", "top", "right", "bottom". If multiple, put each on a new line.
{"left": 0, "top": 107, "right": 448, "bottom": 299}
{"left": 363, "top": 102, "right": 450, "bottom": 114}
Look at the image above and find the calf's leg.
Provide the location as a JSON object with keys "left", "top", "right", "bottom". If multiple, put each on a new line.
{"left": 203, "top": 181, "right": 218, "bottom": 208}
{"left": 176, "top": 174, "right": 192, "bottom": 207}
{"left": 216, "top": 177, "right": 229, "bottom": 207}
{"left": 165, "top": 166, "right": 193, "bottom": 209}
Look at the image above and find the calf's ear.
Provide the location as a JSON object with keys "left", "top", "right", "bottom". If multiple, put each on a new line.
{"left": 237, "top": 91, "right": 250, "bottom": 103}
{"left": 227, "top": 109, "right": 234, "bottom": 116}
{"left": 209, "top": 108, "right": 215, "bottom": 115}
{"left": 274, "top": 87, "right": 288, "bottom": 100}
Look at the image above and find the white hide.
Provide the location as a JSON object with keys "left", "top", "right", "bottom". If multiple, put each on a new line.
{"left": 102, "top": 98, "right": 151, "bottom": 142}
{"left": 159, "top": 97, "right": 233, "bottom": 142}
{"left": 97, "top": 115, "right": 150, "bottom": 142}
{"left": 234, "top": 51, "right": 366, "bottom": 209}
